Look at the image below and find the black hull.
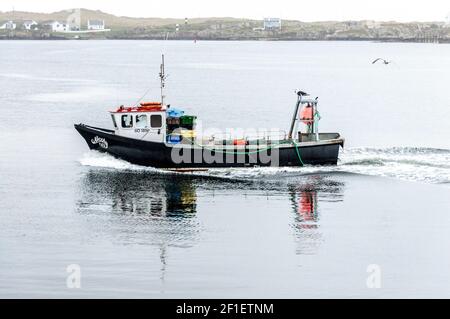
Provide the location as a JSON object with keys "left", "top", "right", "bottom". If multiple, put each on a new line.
{"left": 75, "top": 124, "right": 343, "bottom": 168}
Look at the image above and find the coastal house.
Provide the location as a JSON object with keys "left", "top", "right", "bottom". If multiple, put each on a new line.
{"left": 263, "top": 18, "right": 281, "bottom": 30}
{"left": 45, "top": 21, "right": 69, "bottom": 32}
{"left": 87, "top": 20, "right": 105, "bottom": 30}
{"left": 0, "top": 20, "right": 16, "bottom": 30}
{"left": 23, "top": 20, "right": 38, "bottom": 31}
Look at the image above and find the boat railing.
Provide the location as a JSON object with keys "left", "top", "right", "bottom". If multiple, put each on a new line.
{"left": 206, "top": 130, "right": 287, "bottom": 146}
{"left": 210, "top": 132, "right": 232, "bottom": 141}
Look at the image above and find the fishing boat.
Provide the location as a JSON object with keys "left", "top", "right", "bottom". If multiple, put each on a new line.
{"left": 75, "top": 56, "right": 344, "bottom": 169}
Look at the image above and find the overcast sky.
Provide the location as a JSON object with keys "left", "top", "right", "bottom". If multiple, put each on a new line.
{"left": 1, "top": 0, "right": 449, "bottom": 22}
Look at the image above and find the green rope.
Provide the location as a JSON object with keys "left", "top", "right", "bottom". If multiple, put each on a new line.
{"left": 174, "top": 136, "right": 305, "bottom": 166}
{"left": 292, "top": 141, "right": 305, "bottom": 166}
{"left": 176, "top": 136, "right": 293, "bottom": 155}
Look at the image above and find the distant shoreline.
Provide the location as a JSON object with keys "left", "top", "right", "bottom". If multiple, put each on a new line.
{"left": 1, "top": 37, "right": 449, "bottom": 44}
{"left": 1, "top": 8, "right": 449, "bottom": 44}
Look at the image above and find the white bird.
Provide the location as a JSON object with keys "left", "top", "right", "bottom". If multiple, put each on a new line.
{"left": 372, "top": 58, "right": 391, "bottom": 65}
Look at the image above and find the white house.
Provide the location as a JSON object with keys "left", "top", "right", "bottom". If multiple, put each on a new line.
{"left": 23, "top": 20, "right": 38, "bottom": 31}
{"left": 263, "top": 18, "right": 281, "bottom": 30}
{"left": 87, "top": 20, "right": 105, "bottom": 30}
{"left": 0, "top": 20, "right": 16, "bottom": 30}
{"left": 46, "top": 21, "right": 69, "bottom": 32}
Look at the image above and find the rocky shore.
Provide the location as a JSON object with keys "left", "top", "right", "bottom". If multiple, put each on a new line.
{"left": 1, "top": 9, "right": 449, "bottom": 43}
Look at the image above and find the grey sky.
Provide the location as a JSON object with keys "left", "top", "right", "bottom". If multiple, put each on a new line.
{"left": 1, "top": 0, "right": 449, "bottom": 22}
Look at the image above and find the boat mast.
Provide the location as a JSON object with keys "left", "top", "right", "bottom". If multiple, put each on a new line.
{"left": 288, "top": 92, "right": 302, "bottom": 140}
{"left": 159, "top": 54, "right": 167, "bottom": 106}
{"left": 312, "top": 98, "right": 319, "bottom": 141}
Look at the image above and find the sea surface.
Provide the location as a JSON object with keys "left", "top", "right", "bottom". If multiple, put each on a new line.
{"left": 0, "top": 40, "right": 449, "bottom": 298}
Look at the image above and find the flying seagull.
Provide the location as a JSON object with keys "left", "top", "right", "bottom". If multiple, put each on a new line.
{"left": 372, "top": 58, "right": 391, "bottom": 65}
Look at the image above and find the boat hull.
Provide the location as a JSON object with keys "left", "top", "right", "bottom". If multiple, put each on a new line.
{"left": 75, "top": 124, "right": 343, "bottom": 168}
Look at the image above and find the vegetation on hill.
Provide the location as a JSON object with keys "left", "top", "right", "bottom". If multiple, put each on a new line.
{"left": 1, "top": 8, "right": 449, "bottom": 42}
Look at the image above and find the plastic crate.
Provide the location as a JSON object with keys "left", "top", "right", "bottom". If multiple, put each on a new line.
{"left": 167, "top": 135, "right": 182, "bottom": 144}
{"left": 167, "top": 117, "right": 181, "bottom": 125}
{"left": 166, "top": 108, "right": 184, "bottom": 118}
{"left": 181, "top": 130, "right": 196, "bottom": 138}
{"left": 180, "top": 115, "right": 197, "bottom": 125}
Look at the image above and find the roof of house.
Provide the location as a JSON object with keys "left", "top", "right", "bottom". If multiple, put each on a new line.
{"left": 88, "top": 20, "right": 104, "bottom": 26}
{"left": 44, "top": 21, "right": 66, "bottom": 25}
{"left": 23, "top": 20, "right": 37, "bottom": 24}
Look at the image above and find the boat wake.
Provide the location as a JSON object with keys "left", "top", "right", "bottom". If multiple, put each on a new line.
{"left": 79, "top": 151, "right": 161, "bottom": 172}
{"left": 78, "top": 147, "right": 450, "bottom": 185}
{"left": 337, "top": 147, "right": 450, "bottom": 184}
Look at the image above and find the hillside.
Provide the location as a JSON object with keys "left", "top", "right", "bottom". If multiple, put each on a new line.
{"left": 0, "top": 8, "right": 449, "bottom": 42}
{"left": 0, "top": 8, "right": 246, "bottom": 28}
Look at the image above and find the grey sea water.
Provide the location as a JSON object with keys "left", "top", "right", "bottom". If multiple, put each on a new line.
{"left": 0, "top": 40, "right": 449, "bottom": 298}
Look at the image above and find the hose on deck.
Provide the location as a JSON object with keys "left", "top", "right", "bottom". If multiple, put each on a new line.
{"left": 292, "top": 141, "right": 305, "bottom": 166}
{"left": 176, "top": 136, "right": 305, "bottom": 166}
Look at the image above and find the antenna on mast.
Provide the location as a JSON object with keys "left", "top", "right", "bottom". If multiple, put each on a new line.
{"left": 159, "top": 54, "right": 167, "bottom": 106}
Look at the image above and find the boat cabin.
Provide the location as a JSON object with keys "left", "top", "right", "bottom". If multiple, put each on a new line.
{"left": 110, "top": 102, "right": 197, "bottom": 145}
{"left": 110, "top": 102, "right": 167, "bottom": 143}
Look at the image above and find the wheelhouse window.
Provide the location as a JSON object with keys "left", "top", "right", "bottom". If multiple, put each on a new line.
{"left": 121, "top": 114, "right": 133, "bottom": 128}
{"left": 135, "top": 114, "right": 148, "bottom": 128}
{"left": 111, "top": 114, "right": 118, "bottom": 129}
{"left": 150, "top": 115, "right": 162, "bottom": 128}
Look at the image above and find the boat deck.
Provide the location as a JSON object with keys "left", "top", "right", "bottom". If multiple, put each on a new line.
{"left": 180, "top": 133, "right": 343, "bottom": 149}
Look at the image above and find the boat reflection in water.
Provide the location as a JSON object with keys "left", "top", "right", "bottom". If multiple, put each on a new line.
{"left": 288, "top": 175, "right": 345, "bottom": 255}
{"left": 76, "top": 168, "right": 346, "bottom": 279}
{"left": 76, "top": 169, "right": 201, "bottom": 281}
{"left": 77, "top": 170, "right": 199, "bottom": 237}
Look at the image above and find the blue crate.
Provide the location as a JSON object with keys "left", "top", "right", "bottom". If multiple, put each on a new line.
{"left": 166, "top": 108, "right": 185, "bottom": 118}
{"left": 167, "top": 135, "right": 182, "bottom": 144}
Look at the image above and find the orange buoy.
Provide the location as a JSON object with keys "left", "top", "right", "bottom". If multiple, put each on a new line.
{"left": 233, "top": 139, "right": 246, "bottom": 146}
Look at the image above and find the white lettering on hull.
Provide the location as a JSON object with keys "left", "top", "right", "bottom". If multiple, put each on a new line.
{"left": 91, "top": 136, "right": 108, "bottom": 149}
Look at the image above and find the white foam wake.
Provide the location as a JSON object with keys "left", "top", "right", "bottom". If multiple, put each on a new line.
{"left": 338, "top": 147, "right": 450, "bottom": 184}
{"left": 77, "top": 147, "right": 450, "bottom": 185}
{"left": 78, "top": 151, "right": 160, "bottom": 172}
